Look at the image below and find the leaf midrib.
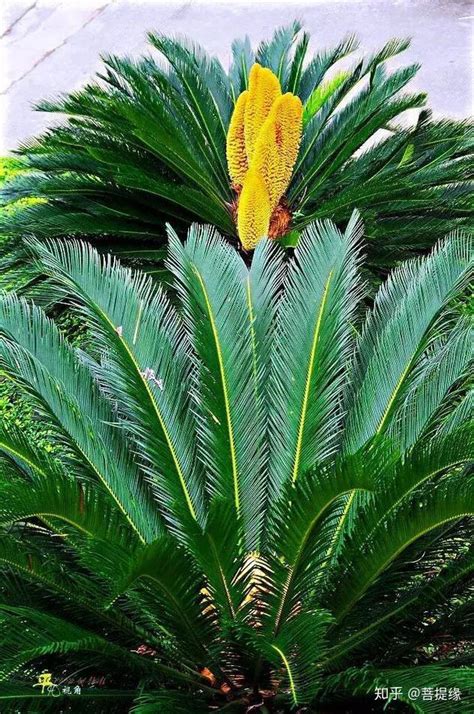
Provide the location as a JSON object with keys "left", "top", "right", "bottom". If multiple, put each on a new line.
{"left": 292, "top": 270, "right": 333, "bottom": 484}
{"left": 193, "top": 266, "right": 240, "bottom": 516}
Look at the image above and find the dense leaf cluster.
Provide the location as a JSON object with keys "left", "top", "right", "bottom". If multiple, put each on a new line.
{"left": 0, "top": 217, "right": 472, "bottom": 711}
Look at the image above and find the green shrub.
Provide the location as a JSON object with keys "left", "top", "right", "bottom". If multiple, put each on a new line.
{"left": 0, "top": 218, "right": 472, "bottom": 711}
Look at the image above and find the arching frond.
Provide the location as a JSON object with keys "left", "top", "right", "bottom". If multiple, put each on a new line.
{"left": 268, "top": 211, "right": 363, "bottom": 495}
{"left": 0, "top": 294, "right": 160, "bottom": 544}
{"left": 28, "top": 237, "right": 205, "bottom": 535}
{"left": 167, "top": 224, "right": 266, "bottom": 548}
{"left": 386, "top": 319, "right": 472, "bottom": 451}
{"left": 1, "top": 25, "right": 472, "bottom": 290}
{"left": 344, "top": 230, "right": 473, "bottom": 453}
{"left": 332, "top": 469, "right": 473, "bottom": 624}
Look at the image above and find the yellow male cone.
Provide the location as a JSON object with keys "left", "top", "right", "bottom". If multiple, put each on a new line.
{"left": 237, "top": 168, "right": 271, "bottom": 251}
{"left": 252, "top": 93, "right": 303, "bottom": 211}
{"left": 226, "top": 63, "right": 302, "bottom": 250}
{"left": 244, "top": 64, "right": 281, "bottom": 162}
{"left": 226, "top": 90, "right": 249, "bottom": 187}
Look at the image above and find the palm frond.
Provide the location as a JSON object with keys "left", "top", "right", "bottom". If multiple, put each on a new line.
{"left": 28, "top": 237, "right": 205, "bottom": 535}
{"left": 332, "top": 468, "right": 473, "bottom": 624}
{"left": 268, "top": 211, "right": 363, "bottom": 495}
{"left": 344, "top": 230, "right": 473, "bottom": 453}
{"left": 0, "top": 294, "right": 160, "bottom": 543}
{"left": 167, "top": 223, "right": 266, "bottom": 548}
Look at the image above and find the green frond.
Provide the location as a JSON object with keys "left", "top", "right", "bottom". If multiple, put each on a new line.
{"left": 268, "top": 609, "right": 333, "bottom": 705}
{"left": 293, "top": 64, "right": 425, "bottom": 205}
{"left": 286, "top": 30, "right": 310, "bottom": 95}
{"left": 246, "top": 238, "right": 287, "bottom": 437}
{"left": 370, "top": 427, "right": 473, "bottom": 537}
{"left": 332, "top": 467, "right": 473, "bottom": 623}
{"left": 113, "top": 534, "right": 217, "bottom": 664}
{"left": 0, "top": 530, "right": 105, "bottom": 607}
{"left": 0, "top": 466, "right": 133, "bottom": 543}
{"left": 186, "top": 497, "right": 244, "bottom": 625}
{"left": 0, "top": 420, "right": 63, "bottom": 481}
{"left": 256, "top": 21, "right": 302, "bottom": 87}
{"left": 436, "top": 390, "right": 474, "bottom": 438}
{"left": 0, "top": 533, "right": 161, "bottom": 655}
{"left": 323, "top": 543, "right": 473, "bottom": 669}
{"left": 386, "top": 318, "right": 472, "bottom": 451}
{"left": 0, "top": 294, "right": 160, "bottom": 543}
{"left": 344, "top": 230, "right": 473, "bottom": 453}
{"left": 28, "top": 237, "right": 205, "bottom": 535}
{"left": 264, "top": 452, "right": 373, "bottom": 644}
{"left": 302, "top": 70, "right": 351, "bottom": 125}
{"left": 147, "top": 33, "right": 232, "bottom": 192}
{"left": 167, "top": 223, "right": 266, "bottom": 548}
{"left": 1, "top": 23, "right": 472, "bottom": 294}
{"left": 268, "top": 211, "right": 363, "bottom": 494}
{"left": 0, "top": 605, "right": 189, "bottom": 688}
{"left": 297, "top": 34, "right": 359, "bottom": 102}
{"left": 229, "top": 34, "right": 254, "bottom": 96}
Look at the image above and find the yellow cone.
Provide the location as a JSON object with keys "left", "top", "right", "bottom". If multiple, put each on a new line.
{"left": 227, "top": 65, "right": 303, "bottom": 249}
{"left": 252, "top": 93, "right": 303, "bottom": 211}
{"left": 226, "top": 90, "right": 249, "bottom": 187}
{"left": 244, "top": 64, "right": 281, "bottom": 162}
{"left": 237, "top": 168, "right": 271, "bottom": 251}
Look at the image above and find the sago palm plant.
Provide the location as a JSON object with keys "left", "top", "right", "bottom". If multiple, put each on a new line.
{"left": 1, "top": 23, "right": 472, "bottom": 287}
{"left": 0, "top": 217, "right": 472, "bottom": 712}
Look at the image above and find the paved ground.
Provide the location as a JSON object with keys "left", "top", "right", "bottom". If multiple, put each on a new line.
{"left": 0, "top": 0, "right": 472, "bottom": 153}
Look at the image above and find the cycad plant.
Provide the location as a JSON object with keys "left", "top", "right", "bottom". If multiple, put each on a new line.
{"left": 1, "top": 23, "right": 472, "bottom": 285}
{"left": 0, "top": 217, "right": 472, "bottom": 711}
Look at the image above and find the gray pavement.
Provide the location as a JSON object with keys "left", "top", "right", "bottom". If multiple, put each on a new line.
{"left": 1, "top": 0, "right": 473, "bottom": 154}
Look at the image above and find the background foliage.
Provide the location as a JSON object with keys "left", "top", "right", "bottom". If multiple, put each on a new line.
{"left": 0, "top": 23, "right": 472, "bottom": 290}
